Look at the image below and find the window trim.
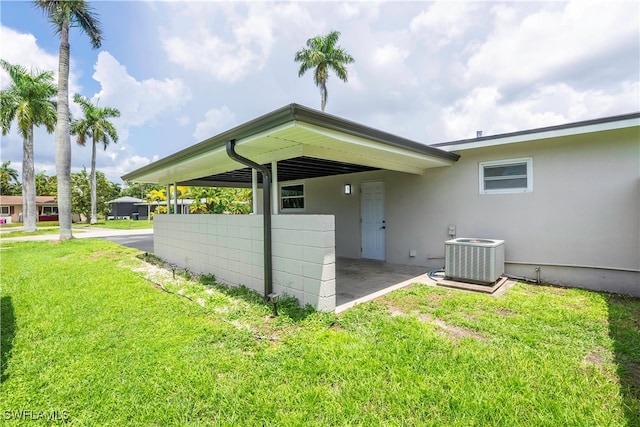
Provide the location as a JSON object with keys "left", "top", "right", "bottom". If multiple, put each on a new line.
{"left": 280, "top": 182, "right": 306, "bottom": 212}
{"left": 41, "top": 206, "right": 59, "bottom": 215}
{"left": 0, "top": 206, "right": 9, "bottom": 215}
{"left": 479, "top": 157, "right": 533, "bottom": 194}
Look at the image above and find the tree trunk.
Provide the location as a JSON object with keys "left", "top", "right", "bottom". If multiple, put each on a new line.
{"left": 320, "top": 80, "right": 328, "bottom": 112}
{"left": 90, "top": 137, "right": 97, "bottom": 224}
{"left": 22, "top": 126, "right": 37, "bottom": 232}
{"left": 56, "top": 15, "right": 73, "bottom": 240}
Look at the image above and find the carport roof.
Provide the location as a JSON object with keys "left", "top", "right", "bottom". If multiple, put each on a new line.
{"left": 122, "top": 103, "right": 460, "bottom": 186}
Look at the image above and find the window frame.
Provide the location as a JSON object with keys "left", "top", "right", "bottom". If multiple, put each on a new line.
{"left": 0, "top": 206, "right": 9, "bottom": 215}
{"left": 479, "top": 157, "right": 533, "bottom": 194}
{"left": 280, "top": 182, "right": 306, "bottom": 212}
{"left": 41, "top": 206, "right": 59, "bottom": 215}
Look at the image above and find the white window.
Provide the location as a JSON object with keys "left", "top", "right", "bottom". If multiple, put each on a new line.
{"left": 41, "top": 206, "right": 59, "bottom": 215}
{"left": 280, "top": 183, "right": 305, "bottom": 210}
{"left": 0, "top": 206, "right": 9, "bottom": 215}
{"left": 479, "top": 158, "right": 533, "bottom": 194}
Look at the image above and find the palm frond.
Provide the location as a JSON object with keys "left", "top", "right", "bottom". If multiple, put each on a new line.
{"left": 71, "top": 94, "right": 120, "bottom": 150}
{"left": 34, "top": 0, "right": 103, "bottom": 48}
{"left": 0, "top": 59, "right": 56, "bottom": 138}
{"left": 71, "top": 2, "right": 102, "bottom": 48}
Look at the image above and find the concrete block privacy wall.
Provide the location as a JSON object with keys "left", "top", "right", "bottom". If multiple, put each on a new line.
{"left": 153, "top": 214, "right": 336, "bottom": 311}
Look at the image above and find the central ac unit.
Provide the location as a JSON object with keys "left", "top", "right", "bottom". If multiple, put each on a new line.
{"left": 445, "top": 238, "right": 505, "bottom": 284}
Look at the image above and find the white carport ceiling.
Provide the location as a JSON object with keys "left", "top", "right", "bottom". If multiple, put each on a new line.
{"left": 122, "top": 104, "right": 460, "bottom": 186}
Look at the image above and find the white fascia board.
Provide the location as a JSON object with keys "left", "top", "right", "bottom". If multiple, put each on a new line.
{"left": 437, "top": 116, "right": 640, "bottom": 152}
{"left": 151, "top": 122, "right": 299, "bottom": 184}
{"left": 235, "top": 121, "right": 297, "bottom": 145}
{"left": 296, "top": 122, "right": 456, "bottom": 168}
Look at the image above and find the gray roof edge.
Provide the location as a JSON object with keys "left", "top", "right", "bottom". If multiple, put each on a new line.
{"left": 122, "top": 104, "right": 459, "bottom": 181}
{"left": 122, "top": 105, "right": 296, "bottom": 181}
{"left": 432, "top": 112, "right": 640, "bottom": 148}
{"left": 107, "top": 196, "right": 145, "bottom": 203}
{"left": 289, "top": 104, "right": 460, "bottom": 161}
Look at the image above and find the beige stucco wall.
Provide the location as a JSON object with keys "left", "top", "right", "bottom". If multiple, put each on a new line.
{"left": 295, "top": 126, "right": 639, "bottom": 295}
{"left": 0, "top": 205, "right": 19, "bottom": 223}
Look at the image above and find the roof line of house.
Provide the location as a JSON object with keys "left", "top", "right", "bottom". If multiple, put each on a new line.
{"left": 122, "top": 104, "right": 459, "bottom": 182}
{"left": 432, "top": 111, "right": 640, "bottom": 149}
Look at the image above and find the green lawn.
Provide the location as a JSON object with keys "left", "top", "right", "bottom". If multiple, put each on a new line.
{"left": 1, "top": 240, "right": 638, "bottom": 426}
{"left": 0, "top": 218, "right": 149, "bottom": 238}
{"left": 0, "top": 229, "right": 59, "bottom": 238}
{"left": 0, "top": 221, "right": 59, "bottom": 229}
{"left": 0, "top": 229, "right": 86, "bottom": 239}
{"left": 73, "top": 219, "right": 153, "bottom": 230}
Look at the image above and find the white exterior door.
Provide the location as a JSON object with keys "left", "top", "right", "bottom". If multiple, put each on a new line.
{"left": 361, "top": 181, "right": 385, "bottom": 260}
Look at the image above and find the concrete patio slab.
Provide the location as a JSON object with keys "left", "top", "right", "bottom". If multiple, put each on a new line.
{"left": 335, "top": 257, "right": 436, "bottom": 313}
{"left": 334, "top": 258, "right": 518, "bottom": 313}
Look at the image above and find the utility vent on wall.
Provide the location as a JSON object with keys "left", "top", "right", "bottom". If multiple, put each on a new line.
{"left": 445, "top": 238, "right": 505, "bottom": 285}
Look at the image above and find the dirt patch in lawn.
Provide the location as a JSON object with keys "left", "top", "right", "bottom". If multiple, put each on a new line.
{"left": 623, "top": 361, "right": 640, "bottom": 391}
{"left": 584, "top": 350, "right": 606, "bottom": 365}
{"left": 417, "top": 312, "right": 489, "bottom": 341}
{"left": 385, "top": 304, "right": 488, "bottom": 341}
{"left": 496, "top": 308, "right": 517, "bottom": 317}
{"left": 388, "top": 305, "right": 405, "bottom": 317}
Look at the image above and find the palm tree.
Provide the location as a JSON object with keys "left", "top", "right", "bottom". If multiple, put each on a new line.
{"left": 0, "top": 161, "right": 21, "bottom": 195}
{"left": 34, "top": 0, "right": 102, "bottom": 240}
{"left": 0, "top": 60, "right": 56, "bottom": 231}
{"left": 35, "top": 170, "right": 48, "bottom": 195}
{"left": 294, "top": 30, "right": 354, "bottom": 112}
{"left": 146, "top": 188, "right": 167, "bottom": 215}
{"left": 71, "top": 94, "right": 119, "bottom": 224}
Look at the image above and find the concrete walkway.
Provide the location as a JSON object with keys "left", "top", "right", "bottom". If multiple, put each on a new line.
{"left": 0, "top": 227, "right": 153, "bottom": 243}
{"left": 335, "top": 258, "right": 437, "bottom": 313}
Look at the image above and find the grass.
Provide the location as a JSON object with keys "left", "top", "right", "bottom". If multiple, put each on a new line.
{"left": 73, "top": 219, "right": 153, "bottom": 230}
{"left": 0, "top": 221, "right": 59, "bottom": 229}
{"left": 0, "top": 229, "right": 86, "bottom": 239}
{"left": 1, "top": 239, "right": 638, "bottom": 426}
{"left": 0, "top": 219, "right": 152, "bottom": 237}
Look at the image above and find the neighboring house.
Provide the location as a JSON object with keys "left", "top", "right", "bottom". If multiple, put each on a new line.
{"left": 107, "top": 196, "right": 145, "bottom": 219}
{"left": 0, "top": 195, "right": 58, "bottom": 223}
{"left": 139, "top": 199, "right": 193, "bottom": 218}
{"left": 108, "top": 197, "right": 194, "bottom": 220}
{"left": 123, "top": 104, "right": 640, "bottom": 310}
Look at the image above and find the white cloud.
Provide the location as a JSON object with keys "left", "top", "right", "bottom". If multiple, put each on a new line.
{"left": 0, "top": 25, "right": 82, "bottom": 112}
{"left": 91, "top": 51, "right": 191, "bottom": 140}
{"left": 464, "top": 1, "right": 639, "bottom": 90}
{"left": 373, "top": 43, "right": 409, "bottom": 67}
{"left": 442, "top": 81, "right": 640, "bottom": 140}
{"left": 345, "top": 65, "right": 364, "bottom": 92}
{"left": 338, "top": 3, "right": 361, "bottom": 20}
{"left": 365, "top": 41, "right": 417, "bottom": 88}
{"left": 177, "top": 115, "right": 190, "bottom": 126}
{"left": 410, "top": 1, "right": 479, "bottom": 47}
{"left": 0, "top": 26, "right": 59, "bottom": 82}
{"left": 100, "top": 150, "right": 152, "bottom": 184}
{"left": 159, "top": 2, "right": 317, "bottom": 83}
{"left": 193, "top": 106, "right": 236, "bottom": 141}
{"left": 336, "top": 2, "right": 382, "bottom": 20}
{"left": 160, "top": 5, "right": 269, "bottom": 83}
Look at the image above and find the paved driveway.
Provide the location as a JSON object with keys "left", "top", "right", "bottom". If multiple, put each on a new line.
{"left": 1, "top": 228, "right": 153, "bottom": 249}
{"left": 101, "top": 234, "right": 154, "bottom": 252}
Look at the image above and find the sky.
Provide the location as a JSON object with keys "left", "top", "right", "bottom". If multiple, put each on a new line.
{"left": 0, "top": 0, "right": 638, "bottom": 185}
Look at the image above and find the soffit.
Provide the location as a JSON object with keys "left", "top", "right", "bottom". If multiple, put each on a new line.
{"left": 123, "top": 104, "right": 459, "bottom": 185}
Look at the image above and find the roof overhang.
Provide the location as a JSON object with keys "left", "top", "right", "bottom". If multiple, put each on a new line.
{"left": 122, "top": 104, "right": 460, "bottom": 185}
{"left": 432, "top": 112, "right": 640, "bottom": 152}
